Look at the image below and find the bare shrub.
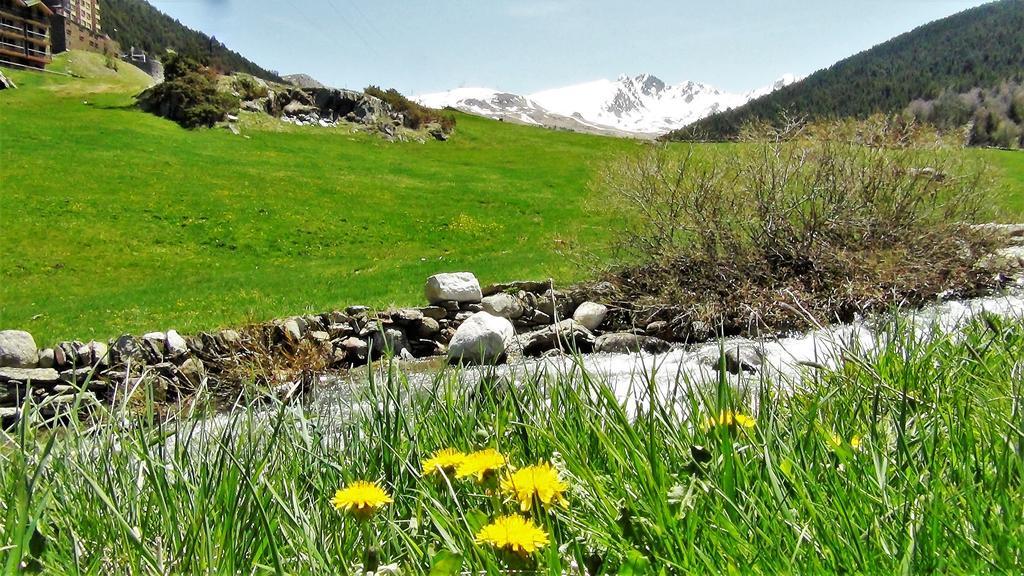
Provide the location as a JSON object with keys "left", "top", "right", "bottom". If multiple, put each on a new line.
{"left": 591, "top": 116, "right": 1001, "bottom": 337}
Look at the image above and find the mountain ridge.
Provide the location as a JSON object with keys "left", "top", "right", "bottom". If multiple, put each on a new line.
{"left": 417, "top": 73, "right": 798, "bottom": 138}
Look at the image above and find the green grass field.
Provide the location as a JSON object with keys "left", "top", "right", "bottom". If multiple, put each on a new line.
{"left": 2, "top": 52, "right": 1023, "bottom": 344}
{"left": 3, "top": 315, "right": 1023, "bottom": 573}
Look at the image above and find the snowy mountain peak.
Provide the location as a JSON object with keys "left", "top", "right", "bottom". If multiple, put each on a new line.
{"left": 416, "top": 73, "right": 800, "bottom": 138}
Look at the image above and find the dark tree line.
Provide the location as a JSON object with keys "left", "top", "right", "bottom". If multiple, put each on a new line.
{"left": 906, "top": 80, "right": 1024, "bottom": 149}
{"left": 667, "top": 0, "right": 1024, "bottom": 142}
{"left": 100, "top": 0, "right": 282, "bottom": 82}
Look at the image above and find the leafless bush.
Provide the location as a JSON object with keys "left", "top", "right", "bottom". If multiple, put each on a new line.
{"left": 591, "top": 116, "right": 1000, "bottom": 337}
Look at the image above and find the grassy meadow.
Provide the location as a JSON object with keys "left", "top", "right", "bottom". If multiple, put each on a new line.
{"left": 1, "top": 52, "right": 641, "bottom": 344}
{"left": 2, "top": 52, "right": 1024, "bottom": 345}
{"left": 3, "top": 316, "right": 1023, "bottom": 573}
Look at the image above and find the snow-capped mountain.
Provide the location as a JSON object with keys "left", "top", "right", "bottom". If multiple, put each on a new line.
{"left": 416, "top": 73, "right": 799, "bottom": 137}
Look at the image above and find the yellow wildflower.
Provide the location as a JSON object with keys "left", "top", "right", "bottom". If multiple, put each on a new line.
{"left": 827, "top": 432, "right": 863, "bottom": 453}
{"left": 501, "top": 462, "right": 569, "bottom": 512}
{"left": 422, "top": 448, "right": 467, "bottom": 477}
{"left": 331, "top": 480, "right": 392, "bottom": 520}
{"left": 705, "top": 410, "right": 756, "bottom": 430}
{"left": 455, "top": 448, "right": 507, "bottom": 482}
{"left": 475, "top": 515, "right": 549, "bottom": 556}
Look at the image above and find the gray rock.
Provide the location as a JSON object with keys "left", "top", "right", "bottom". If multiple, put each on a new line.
{"left": 425, "top": 272, "right": 483, "bottom": 304}
{"left": 218, "top": 329, "right": 243, "bottom": 350}
{"left": 392, "top": 308, "right": 424, "bottom": 324}
{"left": 346, "top": 305, "right": 370, "bottom": 316}
{"left": 328, "top": 310, "right": 354, "bottom": 325}
{"left": 520, "top": 320, "right": 596, "bottom": 357}
{"left": 177, "top": 358, "right": 206, "bottom": 387}
{"left": 530, "top": 311, "right": 552, "bottom": 325}
{"left": 327, "top": 323, "right": 354, "bottom": 339}
{"left": 418, "top": 306, "right": 448, "bottom": 320}
{"left": 482, "top": 280, "right": 551, "bottom": 297}
{"left": 704, "top": 343, "right": 764, "bottom": 375}
{"left": 369, "top": 327, "right": 409, "bottom": 358}
{"left": 461, "top": 303, "right": 484, "bottom": 313}
{"left": 37, "top": 348, "right": 55, "bottom": 369}
{"left": 0, "top": 69, "right": 15, "bottom": 90}
{"left": 645, "top": 321, "right": 670, "bottom": 338}
{"left": 536, "top": 289, "right": 575, "bottom": 321}
{"left": 308, "top": 330, "right": 331, "bottom": 343}
{"left": 0, "top": 367, "right": 60, "bottom": 386}
{"left": 413, "top": 317, "right": 441, "bottom": 339}
{"left": 481, "top": 293, "right": 525, "bottom": 319}
{"left": 282, "top": 318, "right": 303, "bottom": 343}
{"left": 112, "top": 335, "right": 144, "bottom": 364}
{"left": 339, "top": 337, "right": 368, "bottom": 362}
{"left": 0, "top": 330, "right": 38, "bottom": 368}
{"left": 448, "top": 312, "right": 515, "bottom": 365}
{"left": 165, "top": 330, "right": 188, "bottom": 359}
{"left": 573, "top": 302, "right": 608, "bottom": 331}
{"left": 594, "top": 333, "right": 672, "bottom": 355}
{"left": 76, "top": 341, "right": 110, "bottom": 366}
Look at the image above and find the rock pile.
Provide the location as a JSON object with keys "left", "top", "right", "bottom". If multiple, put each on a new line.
{"left": 0, "top": 272, "right": 678, "bottom": 426}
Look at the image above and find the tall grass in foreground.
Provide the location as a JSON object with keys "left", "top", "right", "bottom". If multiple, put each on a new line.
{"left": 2, "top": 316, "right": 1023, "bottom": 574}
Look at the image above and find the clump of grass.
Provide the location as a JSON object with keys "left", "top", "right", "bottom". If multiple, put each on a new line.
{"left": 592, "top": 116, "right": 1004, "bottom": 338}
{"left": 2, "top": 316, "right": 1023, "bottom": 573}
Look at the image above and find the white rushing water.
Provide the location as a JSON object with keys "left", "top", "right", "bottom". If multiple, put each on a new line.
{"left": 312, "top": 291, "right": 1024, "bottom": 413}
{"left": 174, "top": 291, "right": 1024, "bottom": 444}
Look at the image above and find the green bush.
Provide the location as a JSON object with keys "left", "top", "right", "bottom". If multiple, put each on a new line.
{"left": 138, "top": 53, "right": 239, "bottom": 129}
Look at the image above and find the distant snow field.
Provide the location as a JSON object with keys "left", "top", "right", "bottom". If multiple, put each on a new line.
{"left": 416, "top": 73, "right": 800, "bottom": 137}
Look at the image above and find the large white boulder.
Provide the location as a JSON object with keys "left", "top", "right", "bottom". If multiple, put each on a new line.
{"left": 0, "top": 330, "right": 38, "bottom": 368}
{"left": 447, "top": 312, "right": 514, "bottom": 365}
{"left": 573, "top": 302, "right": 608, "bottom": 331}
{"left": 481, "top": 293, "right": 525, "bottom": 319}
{"left": 425, "top": 272, "right": 483, "bottom": 304}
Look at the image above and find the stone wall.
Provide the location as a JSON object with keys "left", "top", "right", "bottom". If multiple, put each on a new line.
{"left": 0, "top": 272, "right": 673, "bottom": 428}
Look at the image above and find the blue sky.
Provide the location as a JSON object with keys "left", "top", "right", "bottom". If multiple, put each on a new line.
{"left": 145, "top": 0, "right": 992, "bottom": 94}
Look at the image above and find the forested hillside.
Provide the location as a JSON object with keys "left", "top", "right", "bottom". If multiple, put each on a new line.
{"left": 100, "top": 0, "right": 282, "bottom": 81}
{"left": 668, "top": 0, "right": 1024, "bottom": 141}
{"left": 907, "top": 80, "right": 1024, "bottom": 148}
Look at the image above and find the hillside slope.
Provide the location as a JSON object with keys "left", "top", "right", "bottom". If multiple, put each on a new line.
{"left": 668, "top": 0, "right": 1024, "bottom": 140}
{"left": 100, "top": 0, "right": 282, "bottom": 81}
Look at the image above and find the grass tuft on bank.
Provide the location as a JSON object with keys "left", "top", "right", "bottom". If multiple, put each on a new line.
{"left": 2, "top": 315, "right": 1023, "bottom": 573}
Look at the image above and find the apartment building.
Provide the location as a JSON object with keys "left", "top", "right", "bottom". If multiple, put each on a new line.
{"left": 0, "top": 0, "right": 52, "bottom": 70}
{"left": 46, "top": 0, "right": 115, "bottom": 54}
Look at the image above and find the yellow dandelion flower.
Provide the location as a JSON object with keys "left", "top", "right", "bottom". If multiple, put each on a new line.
{"left": 330, "top": 480, "right": 392, "bottom": 520}
{"left": 455, "top": 448, "right": 507, "bottom": 482}
{"left": 475, "top": 515, "right": 549, "bottom": 556}
{"left": 422, "top": 448, "right": 467, "bottom": 477}
{"left": 705, "top": 410, "right": 756, "bottom": 430}
{"left": 827, "top": 432, "right": 863, "bottom": 453}
{"left": 501, "top": 462, "right": 569, "bottom": 512}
